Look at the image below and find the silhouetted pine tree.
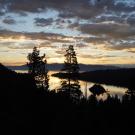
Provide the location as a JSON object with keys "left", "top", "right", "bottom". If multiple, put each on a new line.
{"left": 59, "top": 45, "right": 82, "bottom": 99}
{"left": 125, "top": 88, "right": 135, "bottom": 102}
{"left": 27, "top": 47, "right": 49, "bottom": 90}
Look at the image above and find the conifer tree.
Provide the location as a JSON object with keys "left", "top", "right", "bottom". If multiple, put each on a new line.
{"left": 27, "top": 47, "right": 49, "bottom": 90}
{"left": 59, "top": 45, "right": 82, "bottom": 99}
{"left": 125, "top": 88, "right": 135, "bottom": 101}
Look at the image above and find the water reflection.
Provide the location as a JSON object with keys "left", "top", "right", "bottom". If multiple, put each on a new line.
{"left": 15, "top": 70, "right": 127, "bottom": 99}
{"left": 49, "top": 71, "right": 127, "bottom": 100}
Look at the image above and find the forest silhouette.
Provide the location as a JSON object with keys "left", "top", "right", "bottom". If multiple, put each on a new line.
{"left": 0, "top": 46, "right": 135, "bottom": 135}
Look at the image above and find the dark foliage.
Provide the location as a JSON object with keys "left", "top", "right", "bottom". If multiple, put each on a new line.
{"left": 53, "top": 68, "right": 135, "bottom": 90}
{"left": 58, "top": 45, "right": 82, "bottom": 100}
{"left": 89, "top": 84, "right": 107, "bottom": 96}
{"left": 27, "top": 47, "right": 49, "bottom": 90}
{"left": 79, "top": 69, "right": 135, "bottom": 89}
{"left": 0, "top": 63, "right": 135, "bottom": 135}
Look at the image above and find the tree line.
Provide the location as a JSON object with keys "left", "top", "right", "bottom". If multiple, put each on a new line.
{"left": 27, "top": 45, "right": 134, "bottom": 100}
{"left": 0, "top": 46, "right": 135, "bottom": 135}
{"left": 27, "top": 45, "right": 83, "bottom": 100}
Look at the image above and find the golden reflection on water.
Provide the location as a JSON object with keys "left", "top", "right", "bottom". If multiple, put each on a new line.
{"left": 16, "top": 70, "right": 127, "bottom": 100}
{"left": 49, "top": 71, "right": 127, "bottom": 100}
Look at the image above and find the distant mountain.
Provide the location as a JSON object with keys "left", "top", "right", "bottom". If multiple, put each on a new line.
{"left": 7, "top": 65, "right": 28, "bottom": 71}
{"left": 7, "top": 63, "right": 120, "bottom": 72}
{"left": 79, "top": 64, "right": 119, "bottom": 71}
{"left": 0, "top": 63, "right": 16, "bottom": 74}
{"left": 113, "top": 64, "right": 135, "bottom": 68}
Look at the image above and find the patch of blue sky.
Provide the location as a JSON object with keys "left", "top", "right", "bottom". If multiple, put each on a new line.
{"left": 0, "top": 10, "right": 81, "bottom": 36}
{"left": 0, "top": 10, "right": 58, "bottom": 32}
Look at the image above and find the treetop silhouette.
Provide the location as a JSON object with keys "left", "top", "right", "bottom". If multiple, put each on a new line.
{"left": 58, "top": 45, "right": 82, "bottom": 99}
{"left": 27, "top": 46, "right": 49, "bottom": 90}
{"left": 89, "top": 84, "right": 107, "bottom": 96}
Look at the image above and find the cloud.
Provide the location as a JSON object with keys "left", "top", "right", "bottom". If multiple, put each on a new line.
{"left": 2, "top": 29, "right": 135, "bottom": 52}
{"left": 83, "top": 37, "right": 135, "bottom": 51}
{"left": 72, "top": 22, "right": 135, "bottom": 39}
{"left": 34, "top": 18, "right": 53, "bottom": 27}
{"left": 3, "top": 16, "right": 16, "bottom": 25}
{"left": 83, "top": 36, "right": 109, "bottom": 44}
{"left": 6, "top": 30, "right": 74, "bottom": 44}
{"left": 94, "top": 14, "right": 127, "bottom": 24}
{"left": 39, "top": 42, "right": 57, "bottom": 48}
{"left": 106, "top": 40, "right": 135, "bottom": 51}
{"left": 0, "top": 0, "right": 134, "bottom": 19}
{"left": 54, "top": 18, "right": 72, "bottom": 28}
{"left": 128, "top": 50, "right": 135, "bottom": 53}
{"left": 0, "top": 40, "right": 55, "bottom": 50}
{"left": 0, "top": 29, "right": 76, "bottom": 50}
{"left": 79, "top": 53, "right": 118, "bottom": 59}
{"left": 55, "top": 50, "right": 64, "bottom": 55}
{"left": 0, "top": 11, "right": 5, "bottom": 16}
{"left": 1, "top": 28, "right": 135, "bottom": 52}
{"left": 127, "top": 16, "right": 135, "bottom": 26}
{"left": 5, "top": 43, "right": 35, "bottom": 49}
{"left": 7, "top": 42, "right": 53, "bottom": 49}
{"left": 0, "top": 29, "right": 67, "bottom": 41}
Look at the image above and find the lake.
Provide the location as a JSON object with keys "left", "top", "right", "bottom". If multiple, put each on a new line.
{"left": 49, "top": 71, "right": 127, "bottom": 100}
{"left": 16, "top": 70, "right": 127, "bottom": 100}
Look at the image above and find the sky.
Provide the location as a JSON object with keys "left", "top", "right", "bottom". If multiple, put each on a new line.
{"left": 0, "top": 0, "right": 135, "bottom": 66}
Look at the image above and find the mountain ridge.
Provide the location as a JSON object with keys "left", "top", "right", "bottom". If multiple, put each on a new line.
{"left": 7, "top": 63, "right": 122, "bottom": 72}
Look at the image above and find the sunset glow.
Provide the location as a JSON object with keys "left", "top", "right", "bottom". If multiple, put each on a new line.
{"left": 0, "top": 0, "right": 135, "bottom": 66}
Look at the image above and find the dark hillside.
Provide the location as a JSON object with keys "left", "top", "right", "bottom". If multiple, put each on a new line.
{"left": 80, "top": 69, "right": 135, "bottom": 89}
{"left": 0, "top": 63, "right": 135, "bottom": 135}
{"left": 0, "top": 63, "right": 37, "bottom": 134}
{"left": 53, "top": 68, "right": 135, "bottom": 89}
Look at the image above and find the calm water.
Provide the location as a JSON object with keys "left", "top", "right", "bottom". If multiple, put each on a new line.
{"left": 49, "top": 71, "right": 127, "bottom": 100}
{"left": 16, "top": 70, "right": 127, "bottom": 100}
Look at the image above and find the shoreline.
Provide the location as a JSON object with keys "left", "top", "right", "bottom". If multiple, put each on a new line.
{"left": 52, "top": 68, "right": 135, "bottom": 89}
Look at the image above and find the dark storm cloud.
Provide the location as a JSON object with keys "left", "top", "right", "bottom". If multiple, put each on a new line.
{"left": 34, "top": 18, "right": 53, "bottom": 27}
{"left": 3, "top": 16, "right": 16, "bottom": 25}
